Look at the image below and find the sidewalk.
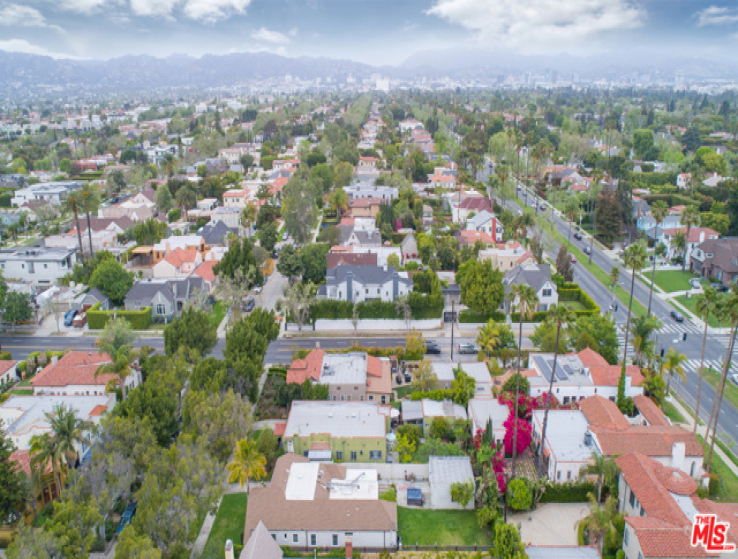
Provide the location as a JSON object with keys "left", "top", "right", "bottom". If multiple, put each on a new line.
{"left": 666, "top": 395, "right": 738, "bottom": 478}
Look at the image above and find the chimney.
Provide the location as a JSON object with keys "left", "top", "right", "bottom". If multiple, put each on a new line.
{"left": 51, "top": 354, "right": 58, "bottom": 366}
{"left": 345, "top": 534, "right": 353, "bottom": 558}
{"left": 224, "top": 539, "right": 234, "bottom": 559}
{"left": 672, "top": 442, "right": 686, "bottom": 471}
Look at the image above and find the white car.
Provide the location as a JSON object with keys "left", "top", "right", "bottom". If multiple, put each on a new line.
{"left": 254, "top": 286, "right": 263, "bottom": 294}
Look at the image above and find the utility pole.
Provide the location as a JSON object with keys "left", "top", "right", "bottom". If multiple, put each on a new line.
{"left": 450, "top": 299, "right": 455, "bottom": 362}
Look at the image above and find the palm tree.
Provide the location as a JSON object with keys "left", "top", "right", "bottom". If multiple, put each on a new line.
{"left": 29, "top": 432, "right": 64, "bottom": 498}
{"left": 693, "top": 287, "right": 718, "bottom": 433}
{"left": 162, "top": 153, "right": 176, "bottom": 177}
{"left": 706, "top": 286, "right": 738, "bottom": 472}
{"left": 226, "top": 437, "right": 266, "bottom": 495}
{"left": 95, "top": 345, "right": 137, "bottom": 399}
{"left": 62, "top": 190, "right": 86, "bottom": 260}
{"left": 582, "top": 493, "right": 618, "bottom": 555}
{"left": 537, "top": 304, "right": 572, "bottom": 473}
{"left": 46, "top": 403, "right": 92, "bottom": 470}
{"left": 647, "top": 201, "right": 669, "bottom": 317}
{"left": 24, "top": 466, "right": 45, "bottom": 520}
{"left": 672, "top": 231, "right": 687, "bottom": 266}
{"left": 80, "top": 185, "right": 101, "bottom": 259}
{"left": 629, "top": 315, "right": 660, "bottom": 367}
{"left": 619, "top": 241, "right": 648, "bottom": 401}
{"left": 681, "top": 205, "right": 701, "bottom": 272}
{"left": 609, "top": 266, "right": 620, "bottom": 292}
{"left": 507, "top": 284, "right": 538, "bottom": 473}
{"left": 477, "top": 320, "right": 502, "bottom": 360}
{"left": 662, "top": 348, "right": 687, "bottom": 393}
{"left": 175, "top": 185, "right": 196, "bottom": 222}
{"left": 241, "top": 203, "right": 257, "bottom": 237}
{"left": 584, "top": 453, "right": 619, "bottom": 503}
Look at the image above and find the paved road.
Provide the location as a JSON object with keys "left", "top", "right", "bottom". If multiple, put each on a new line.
{"left": 510, "top": 187, "right": 738, "bottom": 446}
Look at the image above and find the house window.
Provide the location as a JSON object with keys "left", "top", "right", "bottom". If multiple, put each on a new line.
{"left": 691, "top": 462, "right": 696, "bottom": 477}
{"left": 293, "top": 534, "right": 298, "bottom": 543}
{"left": 623, "top": 527, "right": 629, "bottom": 546}
{"left": 370, "top": 450, "right": 382, "bottom": 460}
{"left": 542, "top": 289, "right": 552, "bottom": 297}
{"left": 336, "top": 451, "right": 343, "bottom": 460}
{"left": 156, "top": 304, "right": 166, "bottom": 315}
{"left": 377, "top": 288, "right": 380, "bottom": 294}
{"left": 567, "top": 471, "right": 572, "bottom": 480}
{"left": 557, "top": 471, "right": 561, "bottom": 480}
{"left": 629, "top": 489, "right": 636, "bottom": 508}
{"left": 381, "top": 395, "right": 386, "bottom": 404}
{"left": 272, "top": 535, "right": 277, "bottom": 541}
{"left": 638, "top": 553, "right": 643, "bottom": 559}
{"left": 332, "top": 534, "right": 338, "bottom": 546}
{"left": 310, "top": 534, "right": 316, "bottom": 546}
{"left": 365, "top": 289, "right": 368, "bottom": 294}
{"left": 368, "top": 395, "right": 374, "bottom": 401}
{"left": 350, "top": 451, "right": 357, "bottom": 461}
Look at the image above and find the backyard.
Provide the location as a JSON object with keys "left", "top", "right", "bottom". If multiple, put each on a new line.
{"left": 201, "top": 493, "right": 248, "bottom": 559}
{"left": 397, "top": 507, "right": 491, "bottom": 546}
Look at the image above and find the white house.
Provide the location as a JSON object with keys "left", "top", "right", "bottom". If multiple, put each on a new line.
{"left": 503, "top": 263, "right": 558, "bottom": 312}
{"left": 466, "top": 210, "right": 503, "bottom": 239}
{"left": 11, "top": 181, "right": 81, "bottom": 207}
{"left": 468, "top": 398, "right": 509, "bottom": 445}
{"left": 0, "top": 361, "right": 18, "bottom": 388}
{"left": 153, "top": 248, "right": 203, "bottom": 278}
{"left": 344, "top": 184, "right": 397, "bottom": 202}
{"left": 429, "top": 456, "right": 475, "bottom": 510}
{"left": 0, "top": 247, "right": 77, "bottom": 287}
{"left": 317, "top": 265, "right": 412, "bottom": 303}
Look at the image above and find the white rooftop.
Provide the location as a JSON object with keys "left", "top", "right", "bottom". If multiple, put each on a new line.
{"left": 320, "top": 353, "right": 367, "bottom": 385}
{"left": 429, "top": 456, "right": 474, "bottom": 486}
{"left": 432, "top": 363, "right": 456, "bottom": 383}
{"left": 285, "top": 462, "right": 319, "bottom": 500}
{"left": 469, "top": 398, "right": 510, "bottom": 431}
{"left": 1, "top": 394, "right": 114, "bottom": 437}
{"left": 532, "top": 409, "right": 595, "bottom": 463}
{"left": 421, "top": 399, "right": 468, "bottom": 421}
{"left": 284, "top": 401, "right": 386, "bottom": 439}
{"left": 328, "top": 469, "right": 379, "bottom": 500}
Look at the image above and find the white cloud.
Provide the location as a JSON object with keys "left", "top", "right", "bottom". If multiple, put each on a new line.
{"left": 182, "top": 0, "right": 251, "bottom": 23}
{"left": 0, "top": 4, "right": 64, "bottom": 31}
{"left": 0, "top": 38, "right": 74, "bottom": 58}
{"left": 427, "top": 0, "right": 644, "bottom": 50}
{"left": 57, "top": 0, "right": 109, "bottom": 14}
{"left": 130, "top": 0, "right": 179, "bottom": 18}
{"left": 696, "top": 6, "right": 738, "bottom": 26}
{"left": 251, "top": 27, "right": 290, "bottom": 45}
{"left": 288, "top": 27, "right": 298, "bottom": 37}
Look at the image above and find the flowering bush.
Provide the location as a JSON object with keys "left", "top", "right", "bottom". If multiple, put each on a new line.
{"left": 503, "top": 414, "right": 532, "bottom": 456}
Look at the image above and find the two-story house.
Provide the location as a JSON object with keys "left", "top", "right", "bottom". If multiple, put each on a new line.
{"left": 152, "top": 249, "right": 203, "bottom": 278}
{"left": 465, "top": 210, "right": 503, "bottom": 241}
{"left": 124, "top": 276, "right": 207, "bottom": 322}
{"left": 478, "top": 242, "right": 536, "bottom": 271}
{"left": 317, "top": 265, "right": 412, "bottom": 303}
{"left": 658, "top": 227, "right": 719, "bottom": 262}
{"left": 0, "top": 248, "right": 77, "bottom": 286}
{"left": 690, "top": 236, "right": 738, "bottom": 285}
{"left": 503, "top": 263, "right": 558, "bottom": 311}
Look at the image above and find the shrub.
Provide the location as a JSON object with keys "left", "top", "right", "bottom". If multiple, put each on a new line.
{"left": 459, "top": 309, "right": 506, "bottom": 323}
{"left": 540, "top": 481, "right": 597, "bottom": 503}
{"left": 86, "top": 302, "right": 152, "bottom": 330}
{"left": 507, "top": 478, "right": 533, "bottom": 511}
{"left": 167, "top": 208, "right": 181, "bottom": 222}
{"left": 379, "top": 484, "right": 397, "bottom": 502}
{"left": 451, "top": 481, "right": 474, "bottom": 507}
{"left": 0, "top": 351, "right": 12, "bottom": 361}
{"left": 709, "top": 473, "right": 720, "bottom": 497}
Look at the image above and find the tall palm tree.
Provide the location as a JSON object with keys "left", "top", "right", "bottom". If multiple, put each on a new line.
{"left": 629, "top": 315, "right": 660, "bottom": 367}
{"left": 662, "top": 348, "right": 687, "bottom": 393}
{"left": 681, "top": 205, "right": 701, "bottom": 273}
{"left": 29, "top": 432, "right": 64, "bottom": 498}
{"left": 672, "top": 231, "right": 687, "bottom": 266}
{"left": 537, "top": 304, "right": 572, "bottom": 473}
{"left": 46, "top": 403, "right": 92, "bottom": 470}
{"left": 609, "top": 266, "right": 620, "bottom": 292}
{"left": 584, "top": 453, "right": 619, "bottom": 503}
{"left": 62, "top": 190, "right": 85, "bottom": 260}
{"left": 175, "top": 185, "right": 196, "bottom": 222}
{"left": 477, "top": 320, "right": 502, "bottom": 360}
{"left": 582, "top": 493, "right": 618, "bottom": 556}
{"left": 507, "top": 284, "right": 538, "bottom": 473}
{"left": 226, "top": 437, "right": 266, "bottom": 495}
{"left": 80, "top": 185, "right": 101, "bottom": 259}
{"left": 619, "top": 241, "right": 648, "bottom": 405}
{"left": 24, "top": 466, "right": 45, "bottom": 520}
{"left": 647, "top": 200, "right": 669, "bottom": 317}
{"left": 706, "top": 286, "right": 738, "bottom": 472}
{"left": 95, "top": 345, "right": 137, "bottom": 399}
{"left": 693, "top": 287, "right": 718, "bottom": 433}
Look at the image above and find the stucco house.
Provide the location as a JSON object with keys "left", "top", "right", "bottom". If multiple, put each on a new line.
{"left": 317, "top": 265, "right": 412, "bottom": 303}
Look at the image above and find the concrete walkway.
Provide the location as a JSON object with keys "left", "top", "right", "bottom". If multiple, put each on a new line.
{"left": 511, "top": 502, "right": 592, "bottom": 546}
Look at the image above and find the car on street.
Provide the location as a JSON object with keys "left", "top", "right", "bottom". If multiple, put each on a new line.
{"left": 570, "top": 254, "right": 577, "bottom": 263}
{"left": 458, "top": 343, "right": 479, "bottom": 355}
{"left": 574, "top": 231, "right": 582, "bottom": 240}
{"left": 244, "top": 297, "right": 256, "bottom": 312}
{"left": 282, "top": 231, "right": 289, "bottom": 241}
{"left": 731, "top": 374, "right": 738, "bottom": 386}
{"left": 670, "top": 310, "right": 684, "bottom": 322}
{"left": 63, "top": 309, "right": 77, "bottom": 326}
{"left": 425, "top": 341, "right": 441, "bottom": 355}
{"left": 583, "top": 245, "right": 591, "bottom": 255}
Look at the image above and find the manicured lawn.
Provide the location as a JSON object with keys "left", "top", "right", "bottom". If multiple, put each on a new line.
{"left": 651, "top": 270, "right": 700, "bottom": 293}
{"left": 394, "top": 385, "right": 419, "bottom": 399}
{"left": 703, "top": 367, "right": 738, "bottom": 414}
{"left": 674, "top": 296, "right": 731, "bottom": 328}
{"left": 10, "top": 388, "right": 33, "bottom": 395}
{"left": 560, "top": 301, "right": 586, "bottom": 311}
{"left": 209, "top": 301, "right": 226, "bottom": 326}
{"left": 397, "top": 507, "right": 491, "bottom": 546}
{"left": 662, "top": 399, "right": 686, "bottom": 424}
{"left": 697, "top": 436, "right": 738, "bottom": 503}
{"left": 201, "top": 493, "right": 248, "bottom": 559}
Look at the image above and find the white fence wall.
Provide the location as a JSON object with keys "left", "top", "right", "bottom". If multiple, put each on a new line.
{"left": 286, "top": 318, "right": 443, "bottom": 332}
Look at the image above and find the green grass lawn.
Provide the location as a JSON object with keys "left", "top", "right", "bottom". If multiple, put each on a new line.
{"left": 560, "top": 301, "right": 586, "bottom": 311}
{"left": 394, "top": 385, "right": 419, "bottom": 399}
{"left": 397, "top": 507, "right": 491, "bottom": 546}
{"left": 703, "top": 367, "right": 738, "bottom": 413}
{"left": 201, "top": 494, "right": 248, "bottom": 559}
{"left": 651, "top": 270, "right": 700, "bottom": 293}
{"left": 209, "top": 301, "right": 226, "bottom": 327}
{"left": 662, "top": 400, "right": 686, "bottom": 424}
{"left": 697, "top": 436, "right": 738, "bottom": 503}
{"left": 674, "top": 296, "right": 731, "bottom": 327}
{"left": 10, "top": 388, "right": 33, "bottom": 395}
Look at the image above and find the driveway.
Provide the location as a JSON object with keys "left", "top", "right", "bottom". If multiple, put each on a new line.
{"left": 510, "top": 502, "right": 591, "bottom": 546}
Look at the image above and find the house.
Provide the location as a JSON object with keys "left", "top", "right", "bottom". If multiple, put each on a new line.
{"left": 0, "top": 247, "right": 77, "bottom": 286}
{"left": 0, "top": 360, "right": 18, "bottom": 388}
{"left": 325, "top": 252, "right": 377, "bottom": 269}
{"left": 45, "top": 228, "right": 119, "bottom": 254}
{"left": 479, "top": 242, "right": 536, "bottom": 271}
{"left": 240, "top": 521, "right": 283, "bottom": 559}
{"left": 344, "top": 184, "right": 397, "bottom": 202}
{"left": 348, "top": 197, "right": 382, "bottom": 218}
{"left": 243, "top": 454, "right": 397, "bottom": 550}
{"left": 77, "top": 216, "right": 135, "bottom": 236}
{"left": 636, "top": 214, "right": 681, "bottom": 232}
{"left": 286, "top": 351, "right": 393, "bottom": 405}
{"left": 429, "top": 456, "right": 474, "bottom": 509}
{"left": 223, "top": 189, "right": 250, "bottom": 209}
{"left": 531, "top": 408, "right": 592, "bottom": 483}
{"left": 457, "top": 230, "right": 496, "bottom": 248}
{"left": 30, "top": 351, "right": 141, "bottom": 397}
{"left": 466, "top": 210, "right": 503, "bottom": 241}
{"left": 527, "top": 348, "right": 644, "bottom": 403}
{"left": 401, "top": 399, "right": 467, "bottom": 434}
{"left": 340, "top": 246, "right": 403, "bottom": 267}
{"left": 99, "top": 199, "right": 154, "bottom": 222}
{"left": 338, "top": 225, "right": 382, "bottom": 248}
{"left": 690, "top": 237, "right": 738, "bottom": 285}
{"left": 399, "top": 117, "right": 424, "bottom": 133}
{"left": 656, "top": 227, "right": 720, "bottom": 261}
{"left": 401, "top": 233, "right": 419, "bottom": 261}
{"left": 124, "top": 276, "right": 207, "bottom": 322}
{"left": 153, "top": 249, "right": 203, "bottom": 279}
{"left": 72, "top": 288, "right": 111, "bottom": 312}
{"left": 703, "top": 172, "right": 726, "bottom": 188}
{"left": 152, "top": 236, "right": 205, "bottom": 263}
{"left": 210, "top": 206, "right": 242, "bottom": 230}
{"left": 1, "top": 394, "right": 114, "bottom": 455}
{"left": 468, "top": 398, "right": 509, "bottom": 445}
{"left": 452, "top": 197, "right": 492, "bottom": 224}
{"left": 616, "top": 452, "right": 735, "bottom": 559}
{"left": 317, "top": 265, "right": 412, "bottom": 303}
{"left": 676, "top": 172, "right": 692, "bottom": 189}
{"left": 283, "top": 401, "right": 390, "bottom": 463}
{"left": 198, "top": 220, "right": 238, "bottom": 248}
{"left": 11, "top": 181, "right": 82, "bottom": 207}
{"left": 503, "top": 263, "right": 558, "bottom": 311}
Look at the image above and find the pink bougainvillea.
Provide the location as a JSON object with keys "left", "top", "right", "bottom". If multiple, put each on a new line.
{"left": 498, "top": 391, "right": 572, "bottom": 419}
{"left": 503, "top": 414, "right": 532, "bottom": 456}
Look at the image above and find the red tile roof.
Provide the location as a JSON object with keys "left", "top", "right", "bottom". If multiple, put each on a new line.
{"left": 349, "top": 197, "right": 382, "bottom": 208}
{"left": 633, "top": 394, "right": 670, "bottom": 426}
{"left": 31, "top": 351, "right": 114, "bottom": 388}
{"left": 459, "top": 197, "right": 492, "bottom": 211}
{"left": 458, "top": 230, "right": 495, "bottom": 245}
{"left": 595, "top": 425, "right": 703, "bottom": 458}
{"left": 164, "top": 248, "right": 200, "bottom": 268}
{"left": 577, "top": 347, "right": 608, "bottom": 368}
{"left": 89, "top": 404, "right": 108, "bottom": 417}
{"left": 0, "top": 360, "right": 18, "bottom": 375}
{"left": 326, "top": 253, "right": 377, "bottom": 269}
{"left": 589, "top": 363, "right": 644, "bottom": 387}
{"left": 273, "top": 422, "right": 287, "bottom": 437}
{"left": 9, "top": 450, "right": 53, "bottom": 476}
{"left": 366, "top": 355, "right": 382, "bottom": 378}
{"left": 579, "top": 395, "right": 630, "bottom": 431}
{"left": 194, "top": 261, "right": 217, "bottom": 282}
{"left": 287, "top": 349, "right": 325, "bottom": 384}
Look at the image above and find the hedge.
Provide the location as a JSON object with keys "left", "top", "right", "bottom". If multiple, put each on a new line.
{"left": 306, "top": 298, "right": 442, "bottom": 322}
{"left": 86, "top": 302, "right": 152, "bottom": 330}
{"left": 540, "top": 481, "right": 596, "bottom": 503}
{"left": 459, "top": 309, "right": 506, "bottom": 323}
{"left": 0, "top": 193, "right": 12, "bottom": 207}
{"left": 409, "top": 389, "right": 455, "bottom": 401}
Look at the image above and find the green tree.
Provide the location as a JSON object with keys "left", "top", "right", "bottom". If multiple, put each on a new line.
{"left": 62, "top": 189, "right": 86, "bottom": 260}
{"left": 456, "top": 259, "right": 505, "bottom": 315}
{"left": 633, "top": 129, "right": 657, "bottom": 160}
{"left": 6, "top": 522, "right": 62, "bottom": 559}
{"left": 450, "top": 481, "right": 474, "bottom": 507}
{"left": 585, "top": 453, "right": 620, "bottom": 502}
{"left": 276, "top": 244, "right": 304, "bottom": 282}
{"left": 2, "top": 291, "right": 32, "bottom": 331}
{"left": 282, "top": 281, "right": 317, "bottom": 331}
{"left": 259, "top": 221, "right": 279, "bottom": 252}
{"left": 175, "top": 184, "right": 196, "bottom": 222}
{"left": 619, "top": 241, "right": 648, "bottom": 411}
{"left": 300, "top": 243, "right": 330, "bottom": 283}
{"left": 582, "top": 494, "right": 618, "bottom": 556}
{"left": 282, "top": 174, "right": 318, "bottom": 244}
{"left": 96, "top": 345, "right": 138, "bottom": 398}
{"left": 333, "top": 161, "right": 354, "bottom": 188}
{"left": 609, "top": 266, "right": 620, "bottom": 290}
{"left": 693, "top": 286, "right": 718, "bottom": 433}
{"left": 507, "top": 478, "right": 533, "bottom": 511}
{"left": 662, "top": 347, "right": 687, "bottom": 393}
{"left": 163, "top": 307, "right": 217, "bottom": 358}
{"left": 494, "top": 523, "right": 527, "bottom": 558}
{"left": 329, "top": 187, "right": 349, "bottom": 216}
{"left": 154, "top": 184, "right": 173, "bottom": 214}
{"left": 412, "top": 359, "right": 439, "bottom": 392}
{"left": 47, "top": 403, "right": 93, "bottom": 469}
{"left": 80, "top": 185, "right": 101, "bottom": 259}
{"left": 396, "top": 434, "right": 416, "bottom": 464}
{"left": 570, "top": 314, "right": 619, "bottom": 365}
{"left": 213, "top": 236, "right": 262, "bottom": 287}
{"left": 647, "top": 200, "right": 669, "bottom": 317}
{"left": 0, "top": 423, "right": 25, "bottom": 522}
{"left": 555, "top": 246, "right": 574, "bottom": 281}
{"left": 452, "top": 367, "right": 476, "bottom": 407}
{"left": 429, "top": 417, "right": 451, "bottom": 440}
{"left": 47, "top": 497, "right": 102, "bottom": 559}
{"left": 29, "top": 432, "right": 64, "bottom": 498}
{"left": 89, "top": 259, "right": 134, "bottom": 306}
{"left": 114, "top": 526, "right": 162, "bottom": 559}
{"left": 227, "top": 437, "right": 267, "bottom": 495}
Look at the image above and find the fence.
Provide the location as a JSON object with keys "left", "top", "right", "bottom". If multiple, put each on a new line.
{"left": 286, "top": 318, "right": 443, "bottom": 332}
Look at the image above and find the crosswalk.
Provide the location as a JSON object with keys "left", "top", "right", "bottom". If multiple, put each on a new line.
{"left": 682, "top": 358, "right": 732, "bottom": 376}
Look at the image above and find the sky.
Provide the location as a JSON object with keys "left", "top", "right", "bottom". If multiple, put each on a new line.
{"left": 0, "top": 0, "right": 737, "bottom": 65}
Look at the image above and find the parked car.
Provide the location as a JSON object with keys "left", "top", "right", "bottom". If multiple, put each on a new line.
{"left": 458, "top": 343, "right": 479, "bottom": 355}
{"left": 690, "top": 279, "right": 703, "bottom": 291}
{"left": 244, "top": 298, "right": 256, "bottom": 312}
{"left": 63, "top": 309, "right": 77, "bottom": 326}
{"left": 254, "top": 285, "right": 263, "bottom": 295}
{"left": 282, "top": 231, "right": 289, "bottom": 241}
{"left": 570, "top": 254, "right": 577, "bottom": 263}
{"left": 574, "top": 231, "right": 582, "bottom": 240}
{"left": 425, "top": 341, "right": 441, "bottom": 355}
{"left": 711, "top": 282, "right": 730, "bottom": 293}
{"left": 670, "top": 310, "right": 684, "bottom": 322}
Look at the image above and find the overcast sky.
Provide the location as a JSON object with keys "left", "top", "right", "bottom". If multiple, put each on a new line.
{"left": 0, "top": 0, "right": 736, "bottom": 65}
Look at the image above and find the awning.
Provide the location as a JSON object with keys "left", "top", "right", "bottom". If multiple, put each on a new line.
{"left": 131, "top": 246, "right": 153, "bottom": 254}
{"left": 307, "top": 449, "right": 332, "bottom": 462}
